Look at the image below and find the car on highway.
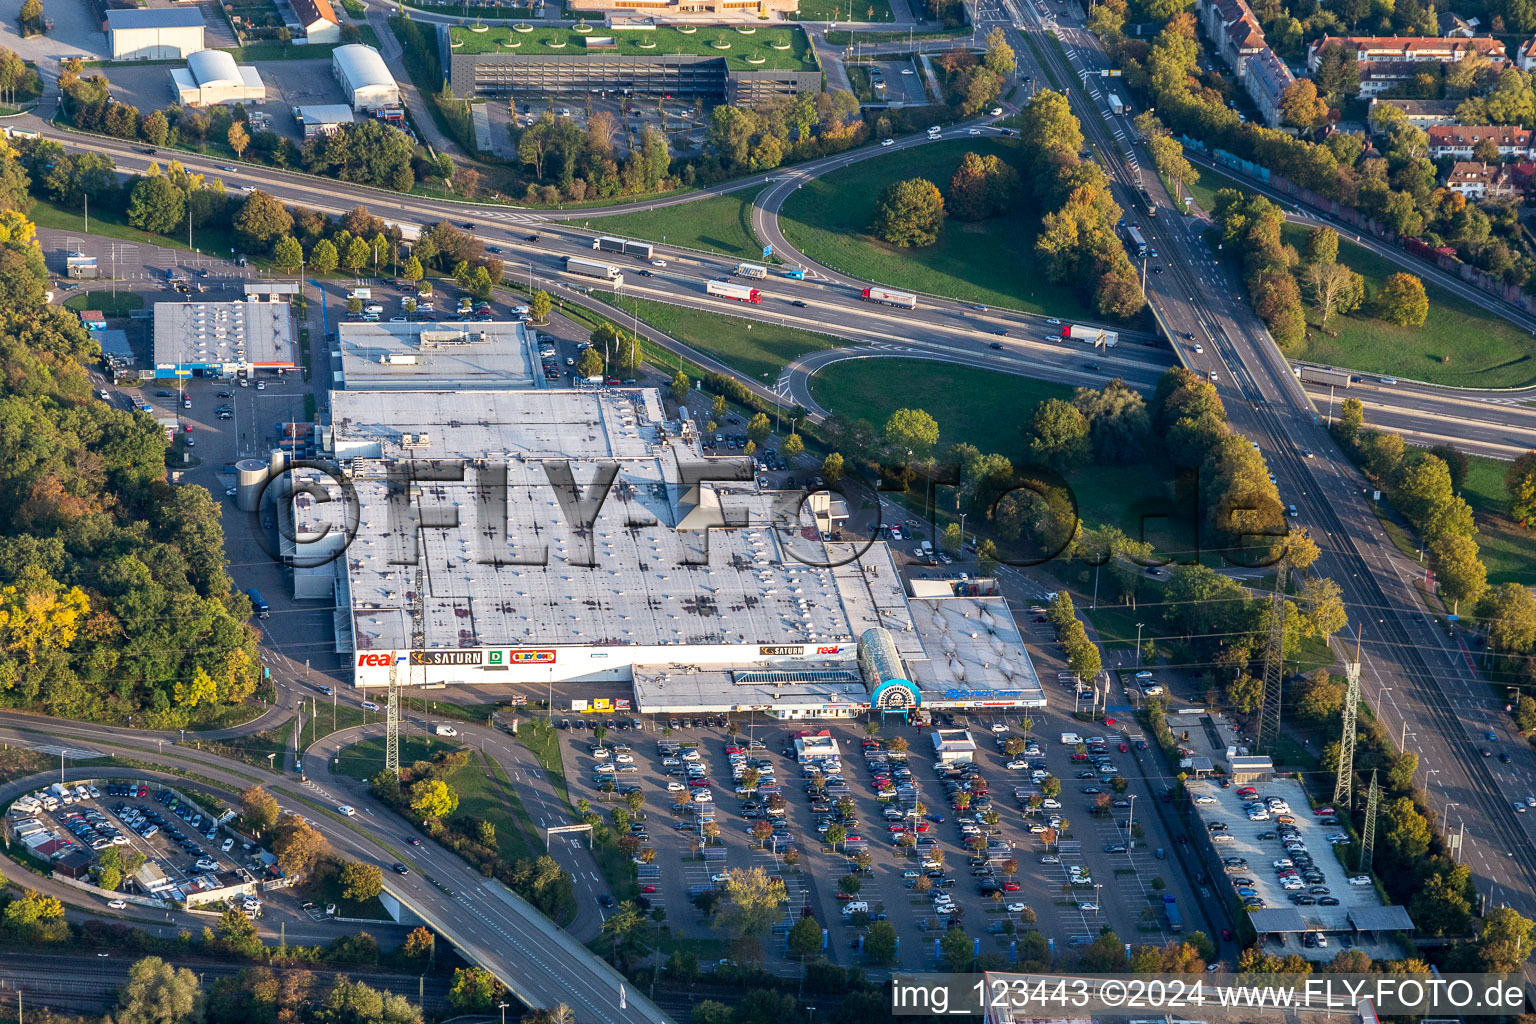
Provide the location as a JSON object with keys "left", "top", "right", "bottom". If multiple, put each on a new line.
{"left": 460, "top": 222, "right": 475, "bottom": 229}
{"left": 1046, "top": 318, "right": 1062, "bottom": 325}
{"left": 639, "top": 269, "right": 653, "bottom": 277}
{"left": 882, "top": 139, "right": 895, "bottom": 147}
{"left": 409, "top": 837, "right": 422, "bottom": 846}
{"left": 107, "top": 899, "right": 126, "bottom": 909}
{"left": 652, "top": 260, "right": 667, "bottom": 267}
{"left": 392, "top": 862, "right": 409, "bottom": 874}
{"left": 337, "top": 805, "right": 356, "bottom": 816}
{"left": 487, "top": 246, "right": 503, "bottom": 254}
{"left": 790, "top": 300, "right": 807, "bottom": 308}
{"left": 993, "top": 328, "right": 1009, "bottom": 336}
{"left": 219, "top": 166, "right": 236, "bottom": 172}
{"left": 989, "top": 342, "right": 1003, "bottom": 349}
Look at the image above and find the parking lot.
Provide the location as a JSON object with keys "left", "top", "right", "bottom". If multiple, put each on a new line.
{"left": 1189, "top": 776, "right": 1384, "bottom": 958}
{"left": 8, "top": 781, "right": 258, "bottom": 909}
{"left": 558, "top": 699, "right": 1201, "bottom": 971}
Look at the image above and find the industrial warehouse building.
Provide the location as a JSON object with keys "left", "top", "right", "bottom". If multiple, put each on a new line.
{"left": 106, "top": 8, "right": 206, "bottom": 60}
{"left": 443, "top": 24, "right": 822, "bottom": 105}
{"left": 333, "top": 44, "right": 400, "bottom": 111}
{"left": 295, "top": 104, "right": 355, "bottom": 138}
{"left": 277, "top": 385, "right": 1046, "bottom": 718}
{"left": 152, "top": 300, "right": 297, "bottom": 378}
{"left": 170, "top": 50, "right": 266, "bottom": 107}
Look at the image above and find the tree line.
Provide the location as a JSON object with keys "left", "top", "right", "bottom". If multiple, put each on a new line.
{"left": 0, "top": 139, "right": 260, "bottom": 725}
{"left": 1211, "top": 194, "right": 1428, "bottom": 347}
{"left": 1092, "top": 11, "right": 1536, "bottom": 292}
{"left": 367, "top": 748, "right": 575, "bottom": 920}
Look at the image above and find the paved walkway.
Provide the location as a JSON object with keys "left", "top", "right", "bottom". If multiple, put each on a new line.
{"left": 366, "top": 9, "right": 469, "bottom": 159}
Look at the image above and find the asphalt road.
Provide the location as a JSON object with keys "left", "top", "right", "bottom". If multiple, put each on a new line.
{"left": 0, "top": 715, "right": 667, "bottom": 1024}
{"left": 1005, "top": 0, "right": 1536, "bottom": 943}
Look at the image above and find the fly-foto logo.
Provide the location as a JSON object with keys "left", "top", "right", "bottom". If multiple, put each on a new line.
{"left": 356, "top": 652, "right": 405, "bottom": 667}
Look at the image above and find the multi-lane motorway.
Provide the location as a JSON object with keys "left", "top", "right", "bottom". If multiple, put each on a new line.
{"left": 994, "top": 0, "right": 1536, "bottom": 934}
{"left": 8, "top": 3, "right": 1536, "bottom": 995}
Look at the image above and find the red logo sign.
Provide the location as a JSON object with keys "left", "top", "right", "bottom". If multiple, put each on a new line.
{"left": 816, "top": 646, "right": 843, "bottom": 655}
{"left": 357, "top": 653, "right": 397, "bottom": 667}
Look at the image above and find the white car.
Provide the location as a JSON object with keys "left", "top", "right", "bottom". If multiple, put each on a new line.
{"left": 107, "top": 899, "right": 126, "bottom": 909}
{"left": 990, "top": 107, "right": 1003, "bottom": 116}
{"left": 652, "top": 260, "right": 667, "bottom": 268}
{"left": 667, "top": 781, "right": 685, "bottom": 792}
{"left": 1040, "top": 854, "right": 1060, "bottom": 864}
{"left": 1212, "top": 833, "right": 1235, "bottom": 843}
{"left": 1078, "top": 902, "right": 1099, "bottom": 912}
{"left": 1041, "top": 798, "right": 1061, "bottom": 809}
{"left": 935, "top": 904, "right": 955, "bottom": 915}
{"left": 1005, "top": 760, "right": 1030, "bottom": 771}
{"left": 337, "top": 804, "right": 356, "bottom": 816}
{"left": 615, "top": 753, "right": 634, "bottom": 763}
{"left": 881, "top": 138, "right": 895, "bottom": 146}
{"left": 968, "top": 128, "right": 981, "bottom": 135}
{"left": 1007, "top": 902, "right": 1027, "bottom": 912}
{"left": 1349, "top": 875, "right": 1373, "bottom": 886}
{"left": 711, "top": 872, "right": 732, "bottom": 884}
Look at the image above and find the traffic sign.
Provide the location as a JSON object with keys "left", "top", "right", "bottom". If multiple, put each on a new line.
{"left": 763, "top": 244, "right": 773, "bottom": 257}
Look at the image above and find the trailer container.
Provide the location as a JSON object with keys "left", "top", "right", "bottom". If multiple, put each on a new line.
{"left": 734, "top": 263, "right": 769, "bottom": 279}
{"left": 707, "top": 280, "right": 762, "bottom": 303}
{"left": 861, "top": 286, "right": 918, "bottom": 309}
{"left": 1061, "top": 324, "right": 1119, "bottom": 347}
{"left": 1294, "top": 365, "right": 1351, "bottom": 388}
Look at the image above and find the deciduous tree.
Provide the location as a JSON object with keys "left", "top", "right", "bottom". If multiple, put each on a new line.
{"left": 1376, "top": 272, "right": 1429, "bottom": 326}
{"left": 871, "top": 177, "right": 946, "bottom": 247}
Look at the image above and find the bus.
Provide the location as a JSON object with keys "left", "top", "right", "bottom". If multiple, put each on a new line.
{"left": 564, "top": 256, "right": 624, "bottom": 286}
{"left": 1126, "top": 226, "right": 1148, "bottom": 258}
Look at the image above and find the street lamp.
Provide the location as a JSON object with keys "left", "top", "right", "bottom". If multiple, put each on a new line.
{"left": 1135, "top": 622, "right": 1145, "bottom": 669}
{"left": 1126, "top": 794, "right": 1136, "bottom": 850}
{"left": 498, "top": 1003, "right": 509, "bottom": 1024}
{"left": 806, "top": 1009, "right": 816, "bottom": 1024}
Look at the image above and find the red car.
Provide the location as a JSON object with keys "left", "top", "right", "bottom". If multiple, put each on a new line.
{"left": 1003, "top": 882, "right": 1020, "bottom": 891}
{"left": 1119, "top": 742, "right": 1130, "bottom": 752}
{"left": 689, "top": 778, "right": 710, "bottom": 787}
{"left": 915, "top": 822, "right": 931, "bottom": 833}
{"left": 641, "top": 884, "right": 657, "bottom": 894}
{"left": 887, "top": 824, "right": 907, "bottom": 832}
{"left": 1071, "top": 752, "right": 1088, "bottom": 761}
{"left": 836, "top": 892, "right": 856, "bottom": 900}
{"left": 184, "top": 423, "right": 194, "bottom": 432}
{"left": 1314, "top": 806, "right": 1336, "bottom": 816}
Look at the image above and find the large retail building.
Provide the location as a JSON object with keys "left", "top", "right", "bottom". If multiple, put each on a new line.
{"left": 284, "top": 381, "right": 1045, "bottom": 718}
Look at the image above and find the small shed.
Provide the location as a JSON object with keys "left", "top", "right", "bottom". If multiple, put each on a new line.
{"left": 53, "top": 849, "right": 94, "bottom": 880}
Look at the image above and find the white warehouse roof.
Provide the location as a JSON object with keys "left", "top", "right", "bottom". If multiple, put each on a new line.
{"left": 333, "top": 44, "right": 394, "bottom": 92}
{"left": 186, "top": 49, "right": 242, "bottom": 89}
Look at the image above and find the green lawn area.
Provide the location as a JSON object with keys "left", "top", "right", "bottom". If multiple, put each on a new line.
{"left": 584, "top": 185, "right": 767, "bottom": 258}
{"left": 335, "top": 735, "right": 539, "bottom": 862}
{"left": 1192, "top": 164, "right": 1536, "bottom": 387}
{"left": 515, "top": 717, "right": 571, "bottom": 812}
{"left": 63, "top": 291, "right": 144, "bottom": 315}
{"left": 778, "top": 138, "right": 1094, "bottom": 317}
{"left": 605, "top": 291, "right": 840, "bottom": 383}
{"left": 448, "top": 24, "right": 815, "bottom": 70}
{"left": 1285, "top": 225, "right": 1536, "bottom": 388}
{"left": 1460, "top": 454, "right": 1536, "bottom": 586}
{"left": 30, "top": 196, "right": 241, "bottom": 265}
{"left": 809, "top": 357, "right": 1180, "bottom": 542}
{"left": 798, "top": 0, "right": 896, "bottom": 21}
{"left": 825, "top": 27, "right": 965, "bottom": 44}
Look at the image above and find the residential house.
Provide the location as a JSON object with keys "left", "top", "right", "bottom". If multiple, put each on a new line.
{"left": 1367, "top": 98, "right": 1461, "bottom": 129}
{"left": 290, "top": 0, "right": 340, "bottom": 45}
{"left": 1519, "top": 36, "right": 1536, "bottom": 71}
{"left": 1444, "top": 161, "right": 1515, "bottom": 199}
{"left": 1438, "top": 12, "right": 1476, "bottom": 37}
{"left": 1307, "top": 35, "right": 1507, "bottom": 71}
{"left": 1427, "top": 124, "right": 1536, "bottom": 159}
{"left": 1196, "top": 0, "right": 1295, "bottom": 127}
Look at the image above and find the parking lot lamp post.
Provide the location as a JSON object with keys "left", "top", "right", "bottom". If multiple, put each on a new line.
{"left": 806, "top": 1008, "right": 815, "bottom": 1024}
{"left": 1126, "top": 794, "right": 1136, "bottom": 850}
{"left": 498, "top": 1002, "right": 508, "bottom": 1024}
{"left": 1135, "top": 623, "right": 1144, "bottom": 668}
{"left": 1093, "top": 883, "right": 1102, "bottom": 914}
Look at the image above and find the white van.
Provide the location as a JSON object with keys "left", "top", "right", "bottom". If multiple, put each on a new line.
{"left": 1060, "top": 732, "right": 1082, "bottom": 745}
{"left": 360, "top": 700, "right": 380, "bottom": 711}
{"left": 434, "top": 724, "right": 458, "bottom": 737}
{"left": 841, "top": 901, "right": 870, "bottom": 916}
{"left": 363, "top": 304, "right": 384, "bottom": 315}
{"left": 920, "top": 540, "right": 934, "bottom": 559}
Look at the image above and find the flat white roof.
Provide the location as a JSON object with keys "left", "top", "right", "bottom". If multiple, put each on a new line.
{"left": 905, "top": 596, "right": 1045, "bottom": 703}
{"left": 337, "top": 320, "right": 541, "bottom": 390}
{"left": 632, "top": 661, "right": 869, "bottom": 712}
{"left": 296, "top": 103, "right": 356, "bottom": 125}
{"left": 153, "top": 301, "right": 295, "bottom": 369}
{"left": 317, "top": 389, "right": 907, "bottom": 653}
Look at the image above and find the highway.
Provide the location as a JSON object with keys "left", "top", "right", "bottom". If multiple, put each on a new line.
{"left": 994, "top": 0, "right": 1536, "bottom": 935}
{"left": 0, "top": 716, "right": 667, "bottom": 1024}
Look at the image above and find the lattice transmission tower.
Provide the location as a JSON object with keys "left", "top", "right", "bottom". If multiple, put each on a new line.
{"left": 1257, "top": 560, "right": 1289, "bottom": 753}
{"left": 1333, "top": 630, "right": 1363, "bottom": 808}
